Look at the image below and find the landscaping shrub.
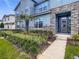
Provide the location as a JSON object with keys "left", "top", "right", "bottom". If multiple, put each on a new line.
{"left": 67, "top": 34, "right": 79, "bottom": 46}
{"left": 0, "top": 31, "right": 7, "bottom": 37}
{"left": 30, "top": 30, "right": 53, "bottom": 39}
{"left": 30, "top": 30, "right": 53, "bottom": 35}
{"left": 0, "top": 31, "right": 46, "bottom": 59}
{"left": 12, "top": 29, "right": 23, "bottom": 33}
{"left": 0, "top": 30, "right": 55, "bottom": 59}
{"left": 0, "top": 22, "right": 4, "bottom": 28}
{"left": 72, "top": 34, "right": 79, "bottom": 41}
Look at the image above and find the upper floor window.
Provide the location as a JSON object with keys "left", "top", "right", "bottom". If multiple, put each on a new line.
{"left": 35, "top": 1, "right": 49, "bottom": 13}
{"left": 43, "top": 6, "right": 47, "bottom": 10}
{"left": 39, "top": 7, "right": 42, "bottom": 11}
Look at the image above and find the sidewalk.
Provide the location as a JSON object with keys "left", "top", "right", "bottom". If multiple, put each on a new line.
{"left": 37, "top": 37, "right": 67, "bottom": 59}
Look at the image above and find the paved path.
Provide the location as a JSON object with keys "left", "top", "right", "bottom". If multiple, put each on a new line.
{"left": 37, "top": 34, "right": 69, "bottom": 59}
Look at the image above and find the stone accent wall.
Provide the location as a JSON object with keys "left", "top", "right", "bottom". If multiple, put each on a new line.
{"left": 50, "top": 1, "right": 79, "bottom": 34}
{"left": 71, "top": 10, "right": 79, "bottom": 34}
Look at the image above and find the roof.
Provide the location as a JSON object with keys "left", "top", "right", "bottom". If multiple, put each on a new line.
{"left": 14, "top": 1, "right": 21, "bottom": 11}
{"left": 2, "top": 14, "right": 15, "bottom": 20}
{"left": 14, "top": 0, "right": 47, "bottom": 11}
{"left": 33, "top": 0, "right": 46, "bottom": 3}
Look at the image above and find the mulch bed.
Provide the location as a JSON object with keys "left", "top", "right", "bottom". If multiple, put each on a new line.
{"left": 67, "top": 38, "right": 79, "bottom": 46}
{"left": 39, "top": 34, "right": 56, "bottom": 54}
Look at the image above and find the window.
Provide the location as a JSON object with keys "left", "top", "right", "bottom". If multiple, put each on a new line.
{"left": 34, "top": 21, "right": 43, "bottom": 28}
{"left": 39, "top": 21, "right": 43, "bottom": 28}
{"left": 35, "top": 22, "right": 38, "bottom": 28}
{"left": 39, "top": 8, "right": 42, "bottom": 11}
{"left": 17, "top": 22, "right": 20, "bottom": 25}
{"left": 8, "top": 25, "right": 9, "bottom": 29}
{"left": 43, "top": 6, "right": 47, "bottom": 10}
{"left": 22, "top": 23, "right": 25, "bottom": 28}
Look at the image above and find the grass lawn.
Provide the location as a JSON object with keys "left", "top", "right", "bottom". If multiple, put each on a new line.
{"left": 0, "top": 39, "right": 28, "bottom": 59}
{"left": 65, "top": 43, "right": 79, "bottom": 59}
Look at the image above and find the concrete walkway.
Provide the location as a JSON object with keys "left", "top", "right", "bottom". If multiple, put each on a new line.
{"left": 37, "top": 34, "right": 69, "bottom": 59}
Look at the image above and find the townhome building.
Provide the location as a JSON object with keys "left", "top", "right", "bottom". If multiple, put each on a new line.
{"left": 2, "top": 15, "right": 16, "bottom": 29}
{"left": 15, "top": 0, "right": 79, "bottom": 35}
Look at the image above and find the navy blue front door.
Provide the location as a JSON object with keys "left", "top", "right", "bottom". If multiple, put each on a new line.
{"left": 60, "top": 17, "right": 68, "bottom": 33}
{"left": 56, "top": 12, "right": 71, "bottom": 33}
{"left": 59, "top": 17, "right": 71, "bottom": 33}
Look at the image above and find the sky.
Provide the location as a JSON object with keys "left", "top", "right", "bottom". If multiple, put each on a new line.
{"left": 0, "top": 0, "right": 20, "bottom": 20}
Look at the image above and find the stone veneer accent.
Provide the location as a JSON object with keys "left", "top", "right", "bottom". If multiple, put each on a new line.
{"left": 50, "top": 1, "right": 79, "bottom": 35}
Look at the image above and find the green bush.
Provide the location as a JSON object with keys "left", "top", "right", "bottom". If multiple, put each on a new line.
{"left": 0, "top": 22, "right": 4, "bottom": 28}
{"left": 30, "top": 30, "right": 53, "bottom": 38}
{"left": 30, "top": 30, "right": 52, "bottom": 34}
{"left": 2, "top": 29, "right": 23, "bottom": 33}
{"left": 72, "top": 34, "right": 79, "bottom": 41}
{"left": 0, "top": 31, "right": 7, "bottom": 37}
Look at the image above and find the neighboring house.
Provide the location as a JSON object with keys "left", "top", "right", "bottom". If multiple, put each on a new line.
{"left": 2, "top": 15, "right": 16, "bottom": 29}
{"left": 15, "top": 0, "right": 79, "bottom": 35}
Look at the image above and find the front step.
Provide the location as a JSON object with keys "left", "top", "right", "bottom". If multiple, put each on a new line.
{"left": 55, "top": 34, "right": 71, "bottom": 40}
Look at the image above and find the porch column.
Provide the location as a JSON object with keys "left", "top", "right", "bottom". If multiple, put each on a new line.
{"left": 71, "top": 10, "right": 79, "bottom": 35}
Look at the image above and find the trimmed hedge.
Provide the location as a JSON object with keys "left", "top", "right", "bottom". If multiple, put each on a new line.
{"left": 0, "top": 29, "right": 23, "bottom": 33}
{"left": 30, "top": 30, "right": 53, "bottom": 36}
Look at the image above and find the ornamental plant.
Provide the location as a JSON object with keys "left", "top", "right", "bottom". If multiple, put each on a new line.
{"left": 72, "top": 33, "right": 79, "bottom": 41}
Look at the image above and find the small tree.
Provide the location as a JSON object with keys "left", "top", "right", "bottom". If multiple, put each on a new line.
{"left": 0, "top": 22, "right": 4, "bottom": 28}
{"left": 17, "top": 13, "right": 34, "bottom": 32}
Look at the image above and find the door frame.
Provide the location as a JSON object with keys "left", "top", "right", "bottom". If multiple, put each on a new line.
{"left": 56, "top": 11, "right": 71, "bottom": 34}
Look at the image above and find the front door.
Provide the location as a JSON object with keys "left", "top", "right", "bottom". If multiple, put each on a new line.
{"left": 60, "top": 17, "right": 68, "bottom": 33}
{"left": 56, "top": 12, "right": 71, "bottom": 33}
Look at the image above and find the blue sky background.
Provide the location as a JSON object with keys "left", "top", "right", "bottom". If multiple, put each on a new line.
{"left": 0, "top": 0, "right": 20, "bottom": 20}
